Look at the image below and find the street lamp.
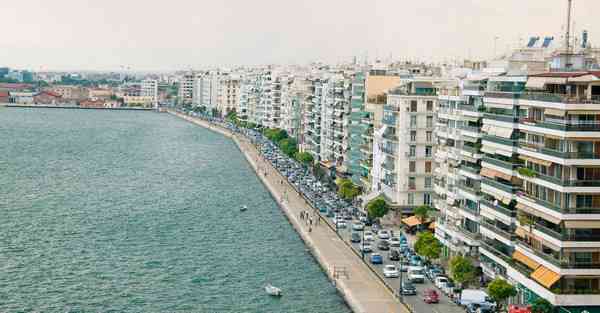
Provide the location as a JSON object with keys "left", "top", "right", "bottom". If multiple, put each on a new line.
{"left": 399, "top": 255, "right": 404, "bottom": 303}
{"left": 361, "top": 229, "right": 365, "bottom": 260}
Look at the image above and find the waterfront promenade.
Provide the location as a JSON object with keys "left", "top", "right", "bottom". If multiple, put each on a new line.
{"left": 171, "top": 111, "right": 407, "bottom": 313}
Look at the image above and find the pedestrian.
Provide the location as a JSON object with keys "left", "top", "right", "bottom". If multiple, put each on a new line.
{"left": 309, "top": 226, "right": 312, "bottom": 233}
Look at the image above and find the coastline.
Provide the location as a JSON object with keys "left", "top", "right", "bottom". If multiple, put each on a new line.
{"left": 170, "top": 111, "right": 407, "bottom": 313}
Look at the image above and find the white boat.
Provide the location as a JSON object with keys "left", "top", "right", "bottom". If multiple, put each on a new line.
{"left": 240, "top": 205, "right": 248, "bottom": 212}
{"left": 265, "top": 284, "right": 282, "bottom": 296}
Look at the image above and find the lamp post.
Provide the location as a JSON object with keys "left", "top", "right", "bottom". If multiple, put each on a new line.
{"left": 361, "top": 229, "right": 365, "bottom": 260}
{"left": 399, "top": 255, "right": 404, "bottom": 303}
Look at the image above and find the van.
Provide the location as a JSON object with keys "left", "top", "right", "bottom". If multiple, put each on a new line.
{"left": 459, "top": 289, "right": 496, "bottom": 309}
{"left": 408, "top": 266, "right": 425, "bottom": 283}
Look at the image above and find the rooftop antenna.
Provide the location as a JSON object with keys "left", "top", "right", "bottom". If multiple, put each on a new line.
{"left": 565, "top": 0, "right": 573, "bottom": 69}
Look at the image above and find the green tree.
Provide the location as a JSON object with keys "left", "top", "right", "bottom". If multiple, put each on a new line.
{"left": 278, "top": 138, "right": 298, "bottom": 157}
{"left": 449, "top": 255, "right": 476, "bottom": 288}
{"left": 487, "top": 278, "right": 517, "bottom": 312}
{"left": 226, "top": 110, "right": 238, "bottom": 124}
{"left": 414, "top": 231, "right": 441, "bottom": 260}
{"left": 294, "top": 151, "right": 314, "bottom": 166}
{"left": 366, "top": 198, "right": 389, "bottom": 220}
{"left": 336, "top": 178, "right": 361, "bottom": 201}
{"left": 414, "top": 205, "right": 433, "bottom": 223}
{"left": 531, "top": 298, "right": 553, "bottom": 313}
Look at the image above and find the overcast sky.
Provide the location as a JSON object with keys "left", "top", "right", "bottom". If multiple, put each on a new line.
{"left": 1, "top": 0, "right": 598, "bottom": 71}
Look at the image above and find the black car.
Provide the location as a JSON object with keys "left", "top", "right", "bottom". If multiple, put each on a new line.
{"left": 389, "top": 249, "right": 400, "bottom": 261}
{"left": 377, "top": 240, "right": 390, "bottom": 251}
{"left": 351, "top": 232, "right": 361, "bottom": 243}
{"left": 401, "top": 282, "right": 417, "bottom": 295}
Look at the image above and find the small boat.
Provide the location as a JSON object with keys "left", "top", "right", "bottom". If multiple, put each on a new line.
{"left": 240, "top": 205, "right": 248, "bottom": 212}
{"left": 265, "top": 284, "right": 282, "bottom": 296}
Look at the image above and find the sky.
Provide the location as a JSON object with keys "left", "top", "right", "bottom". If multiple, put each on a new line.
{"left": 1, "top": 0, "right": 599, "bottom": 71}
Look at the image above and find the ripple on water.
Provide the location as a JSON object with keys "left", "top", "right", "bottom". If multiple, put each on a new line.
{"left": 0, "top": 109, "right": 351, "bottom": 313}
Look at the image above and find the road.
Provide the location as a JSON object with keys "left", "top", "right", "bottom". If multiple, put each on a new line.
{"left": 330, "top": 219, "right": 466, "bottom": 313}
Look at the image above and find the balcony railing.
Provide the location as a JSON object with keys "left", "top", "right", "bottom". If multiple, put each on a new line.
{"left": 519, "top": 118, "right": 600, "bottom": 132}
{"left": 382, "top": 115, "right": 397, "bottom": 125}
{"left": 459, "top": 125, "right": 482, "bottom": 133}
{"left": 460, "top": 164, "right": 481, "bottom": 175}
{"left": 480, "top": 199, "right": 517, "bottom": 217}
{"left": 382, "top": 161, "right": 395, "bottom": 171}
{"left": 484, "top": 91, "right": 518, "bottom": 99}
{"left": 481, "top": 218, "right": 515, "bottom": 241}
{"left": 519, "top": 141, "right": 600, "bottom": 159}
{"left": 483, "top": 113, "right": 520, "bottom": 123}
{"left": 381, "top": 146, "right": 396, "bottom": 155}
{"left": 482, "top": 156, "right": 521, "bottom": 170}
{"left": 480, "top": 240, "right": 513, "bottom": 263}
{"left": 482, "top": 177, "right": 519, "bottom": 194}
{"left": 383, "top": 105, "right": 400, "bottom": 112}
{"left": 383, "top": 133, "right": 399, "bottom": 142}
{"left": 522, "top": 168, "right": 600, "bottom": 187}
{"left": 515, "top": 239, "right": 561, "bottom": 267}
{"left": 483, "top": 135, "right": 518, "bottom": 147}
{"left": 458, "top": 182, "right": 482, "bottom": 196}
{"left": 462, "top": 144, "right": 481, "bottom": 154}
{"left": 520, "top": 92, "right": 600, "bottom": 104}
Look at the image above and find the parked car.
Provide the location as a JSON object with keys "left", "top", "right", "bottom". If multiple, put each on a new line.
{"left": 466, "top": 303, "right": 494, "bottom": 313}
{"left": 383, "top": 264, "right": 399, "bottom": 278}
{"left": 351, "top": 232, "right": 361, "bottom": 243}
{"left": 370, "top": 253, "right": 383, "bottom": 264}
{"left": 363, "top": 231, "right": 374, "bottom": 242}
{"left": 389, "top": 249, "right": 401, "bottom": 261}
{"left": 423, "top": 289, "right": 440, "bottom": 304}
{"left": 377, "top": 240, "right": 390, "bottom": 251}
{"left": 459, "top": 290, "right": 496, "bottom": 309}
{"left": 443, "top": 280, "right": 456, "bottom": 296}
{"left": 352, "top": 222, "right": 365, "bottom": 231}
{"left": 360, "top": 243, "right": 373, "bottom": 253}
{"left": 401, "top": 282, "right": 417, "bottom": 295}
{"left": 371, "top": 223, "right": 381, "bottom": 233}
{"left": 389, "top": 237, "right": 401, "bottom": 247}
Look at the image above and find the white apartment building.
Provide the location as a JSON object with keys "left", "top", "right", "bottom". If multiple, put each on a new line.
{"left": 178, "top": 72, "right": 194, "bottom": 104}
{"left": 141, "top": 79, "right": 158, "bottom": 108}
{"left": 372, "top": 80, "right": 439, "bottom": 209}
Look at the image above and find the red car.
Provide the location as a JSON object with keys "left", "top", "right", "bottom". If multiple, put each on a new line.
{"left": 423, "top": 289, "right": 439, "bottom": 304}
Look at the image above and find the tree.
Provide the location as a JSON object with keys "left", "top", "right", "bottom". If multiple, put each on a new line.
{"left": 278, "top": 138, "right": 298, "bottom": 157}
{"left": 366, "top": 197, "right": 389, "bottom": 220}
{"left": 531, "top": 298, "right": 553, "bottom": 313}
{"left": 294, "top": 151, "right": 314, "bottom": 166}
{"left": 449, "top": 255, "right": 476, "bottom": 288}
{"left": 487, "top": 278, "right": 517, "bottom": 312}
{"left": 226, "top": 110, "right": 238, "bottom": 124}
{"left": 337, "top": 178, "right": 361, "bottom": 201}
{"left": 414, "top": 231, "right": 441, "bottom": 261}
{"left": 414, "top": 205, "right": 433, "bottom": 223}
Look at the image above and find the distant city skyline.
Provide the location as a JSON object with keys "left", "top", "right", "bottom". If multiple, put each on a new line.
{"left": 1, "top": 0, "right": 599, "bottom": 71}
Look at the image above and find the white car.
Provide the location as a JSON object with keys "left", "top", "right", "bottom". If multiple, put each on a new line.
{"left": 389, "top": 237, "right": 401, "bottom": 247}
{"left": 378, "top": 230, "right": 391, "bottom": 240}
{"left": 360, "top": 243, "right": 373, "bottom": 253}
{"left": 408, "top": 266, "right": 426, "bottom": 283}
{"left": 363, "top": 231, "right": 374, "bottom": 241}
{"left": 352, "top": 223, "right": 365, "bottom": 231}
{"left": 383, "top": 264, "right": 399, "bottom": 278}
{"left": 435, "top": 276, "right": 449, "bottom": 289}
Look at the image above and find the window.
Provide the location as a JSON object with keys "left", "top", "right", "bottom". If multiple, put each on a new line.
{"left": 409, "top": 145, "right": 416, "bottom": 157}
{"left": 408, "top": 193, "right": 415, "bottom": 205}
{"left": 425, "top": 161, "right": 432, "bottom": 173}
{"left": 426, "top": 131, "right": 432, "bottom": 142}
{"left": 410, "top": 116, "right": 417, "bottom": 127}
{"left": 410, "top": 131, "right": 417, "bottom": 142}
{"left": 426, "top": 116, "right": 433, "bottom": 128}
{"left": 410, "top": 100, "right": 418, "bottom": 112}
{"left": 425, "top": 177, "right": 432, "bottom": 188}
{"left": 424, "top": 193, "right": 431, "bottom": 205}
{"left": 408, "top": 177, "right": 416, "bottom": 190}
{"left": 426, "top": 101, "right": 433, "bottom": 112}
{"left": 409, "top": 161, "right": 416, "bottom": 173}
{"left": 425, "top": 146, "right": 432, "bottom": 157}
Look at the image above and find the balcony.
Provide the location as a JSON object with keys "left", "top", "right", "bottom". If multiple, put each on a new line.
{"left": 483, "top": 113, "right": 519, "bottom": 123}
{"left": 481, "top": 218, "right": 515, "bottom": 241}
{"left": 520, "top": 168, "right": 600, "bottom": 187}
{"left": 482, "top": 156, "right": 522, "bottom": 171}
{"left": 458, "top": 181, "right": 482, "bottom": 196}
{"left": 382, "top": 132, "right": 399, "bottom": 142}
{"left": 480, "top": 199, "right": 516, "bottom": 217}
{"left": 483, "top": 135, "right": 518, "bottom": 147}
{"left": 519, "top": 118, "right": 600, "bottom": 132}
{"left": 480, "top": 240, "right": 513, "bottom": 263}
{"left": 381, "top": 145, "right": 396, "bottom": 155}
{"left": 482, "top": 177, "right": 520, "bottom": 194}
{"left": 462, "top": 144, "right": 481, "bottom": 154}
{"left": 519, "top": 141, "right": 600, "bottom": 160}
{"left": 382, "top": 115, "right": 397, "bottom": 126}
{"left": 460, "top": 163, "right": 481, "bottom": 175}
{"left": 383, "top": 105, "right": 400, "bottom": 112}
{"left": 520, "top": 92, "right": 600, "bottom": 104}
{"left": 459, "top": 125, "right": 482, "bottom": 133}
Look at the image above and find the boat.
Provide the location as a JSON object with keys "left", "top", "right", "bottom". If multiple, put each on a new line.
{"left": 240, "top": 205, "right": 248, "bottom": 212}
{"left": 264, "top": 284, "right": 282, "bottom": 296}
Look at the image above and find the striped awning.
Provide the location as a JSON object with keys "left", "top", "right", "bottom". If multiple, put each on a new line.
{"left": 545, "top": 108, "right": 566, "bottom": 116}
{"left": 481, "top": 168, "right": 513, "bottom": 181}
{"left": 513, "top": 251, "right": 540, "bottom": 270}
{"left": 516, "top": 202, "right": 561, "bottom": 225}
{"left": 531, "top": 266, "right": 560, "bottom": 288}
{"left": 564, "top": 220, "right": 600, "bottom": 228}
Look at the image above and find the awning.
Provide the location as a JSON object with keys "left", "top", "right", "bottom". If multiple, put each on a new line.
{"left": 463, "top": 116, "right": 481, "bottom": 122}
{"left": 402, "top": 216, "right": 422, "bottom": 227}
{"left": 519, "top": 155, "right": 553, "bottom": 167}
{"left": 513, "top": 251, "right": 540, "bottom": 270}
{"left": 516, "top": 201, "right": 562, "bottom": 224}
{"left": 494, "top": 127, "right": 514, "bottom": 139}
{"left": 500, "top": 196, "right": 513, "bottom": 205}
{"left": 496, "top": 149, "right": 513, "bottom": 157}
{"left": 531, "top": 266, "right": 561, "bottom": 288}
{"left": 482, "top": 124, "right": 492, "bottom": 133}
{"left": 515, "top": 226, "right": 528, "bottom": 238}
{"left": 481, "top": 168, "right": 513, "bottom": 181}
{"left": 564, "top": 220, "right": 600, "bottom": 228}
{"left": 481, "top": 146, "right": 496, "bottom": 154}
{"left": 526, "top": 77, "right": 548, "bottom": 90}
{"left": 544, "top": 108, "right": 566, "bottom": 117}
